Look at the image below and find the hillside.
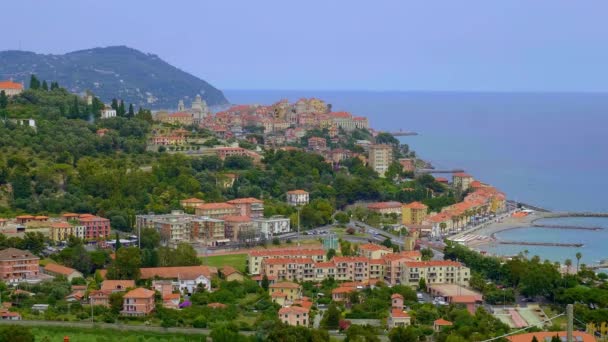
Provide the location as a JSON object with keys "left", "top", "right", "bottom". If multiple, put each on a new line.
{"left": 0, "top": 46, "right": 228, "bottom": 108}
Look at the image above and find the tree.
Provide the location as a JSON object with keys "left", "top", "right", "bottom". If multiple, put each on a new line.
{"left": 117, "top": 100, "right": 126, "bottom": 116}
{"left": 334, "top": 212, "right": 350, "bottom": 225}
{"left": 551, "top": 335, "right": 561, "bottom": 342}
{"left": 0, "top": 324, "right": 34, "bottom": 342}
{"left": 418, "top": 277, "right": 426, "bottom": 291}
{"left": 564, "top": 259, "right": 572, "bottom": 273}
{"left": 210, "top": 323, "right": 241, "bottom": 342}
{"left": 106, "top": 247, "right": 141, "bottom": 280}
{"left": 140, "top": 228, "right": 160, "bottom": 249}
{"left": 0, "top": 91, "right": 7, "bottom": 109}
{"left": 114, "top": 233, "right": 121, "bottom": 250}
{"left": 531, "top": 336, "right": 539, "bottom": 342}
{"left": 326, "top": 248, "right": 336, "bottom": 260}
{"left": 576, "top": 252, "right": 582, "bottom": 273}
{"left": 421, "top": 248, "right": 434, "bottom": 261}
{"left": 173, "top": 243, "right": 201, "bottom": 266}
{"left": 345, "top": 325, "right": 380, "bottom": 342}
{"left": 111, "top": 98, "right": 118, "bottom": 110}
{"left": 261, "top": 274, "right": 270, "bottom": 291}
{"left": 127, "top": 103, "right": 134, "bottom": 117}
{"left": 41, "top": 80, "right": 48, "bottom": 91}
{"left": 388, "top": 326, "right": 419, "bottom": 342}
{"left": 109, "top": 292, "right": 125, "bottom": 314}
{"left": 29, "top": 74, "right": 40, "bottom": 90}
{"left": 321, "top": 304, "right": 341, "bottom": 329}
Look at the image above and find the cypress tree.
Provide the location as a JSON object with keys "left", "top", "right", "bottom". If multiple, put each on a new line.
{"left": 111, "top": 98, "right": 118, "bottom": 110}
{"left": 50, "top": 82, "right": 59, "bottom": 90}
{"left": 29, "top": 75, "right": 40, "bottom": 90}
{"left": 70, "top": 96, "right": 80, "bottom": 117}
{"left": 128, "top": 103, "right": 134, "bottom": 118}
{"left": 41, "top": 80, "right": 48, "bottom": 91}
{"left": 0, "top": 91, "right": 7, "bottom": 109}
{"left": 118, "top": 100, "right": 126, "bottom": 116}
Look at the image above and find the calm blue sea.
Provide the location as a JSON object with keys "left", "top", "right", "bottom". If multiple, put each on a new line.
{"left": 224, "top": 90, "right": 608, "bottom": 263}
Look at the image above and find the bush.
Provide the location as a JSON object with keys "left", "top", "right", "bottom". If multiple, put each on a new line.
{"left": 346, "top": 227, "right": 355, "bottom": 235}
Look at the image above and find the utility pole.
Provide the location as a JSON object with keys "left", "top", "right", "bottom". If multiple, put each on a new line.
{"left": 567, "top": 303, "right": 573, "bottom": 342}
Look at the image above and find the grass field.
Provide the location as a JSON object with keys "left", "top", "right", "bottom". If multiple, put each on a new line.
{"left": 30, "top": 326, "right": 205, "bottom": 342}
{"left": 201, "top": 253, "right": 247, "bottom": 272}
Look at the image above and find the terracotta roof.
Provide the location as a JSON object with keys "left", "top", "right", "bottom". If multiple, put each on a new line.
{"left": 207, "top": 302, "right": 227, "bottom": 309}
{"left": 16, "top": 215, "right": 34, "bottom": 219}
{"left": 391, "top": 309, "right": 410, "bottom": 318}
{"left": 140, "top": 266, "right": 215, "bottom": 280}
{"left": 403, "top": 201, "right": 428, "bottom": 210}
{"left": 101, "top": 280, "right": 135, "bottom": 291}
{"left": 506, "top": 332, "right": 595, "bottom": 342}
{"left": 51, "top": 222, "right": 71, "bottom": 228}
{"left": 0, "top": 248, "right": 38, "bottom": 260}
{"left": 435, "top": 177, "right": 449, "bottom": 183}
{"left": 163, "top": 293, "right": 180, "bottom": 300}
{"left": 263, "top": 258, "right": 314, "bottom": 265}
{"left": 249, "top": 248, "right": 325, "bottom": 257}
{"left": 315, "top": 261, "right": 335, "bottom": 268}
{"left": 287, "top": 190, "right": 309, "bottom": 195}
{"left": 369, "top": 259, "right": 385, "bottom": 265}
{"left": 359, "top": 243, "right": 392, "bottom": 252}
{"left": 124, "top": 288, "right": 155, "bottom": 299}
{"left": 332, "top": 256, "right": 369, "bottom": 263}
{"left": 450, "top": 295, "right": 480, "bottom": 303}
{"left": 403, "top": 260, "right": 462, "bottom": 268}
{"left": 470, "top": 180, "right": 483, "bottom": 188}
{"left": 222, "top": 266, "right": 241, "bottom": 276}
{"left": 0, "top": 81, "right": 23, "bottom": 90}
{"left": 330, "top": 111, "right": 352, "bottom": 118}
{"left": 222, "top": 215, "right": 251, "bottom": 223}
{"left": 332, "top": 287, "right": 356, "bottom": 294}
{"left": 279, "top": 306, "right": 309, "bottom": 315}
{"left": 169, "top": 112, "right": 192, "bottom": 118}
{"left": 34, "top": 216, "right": 49, "bottom": 220}
{"left": 391, "top": 293, "right": 403, "bottom": 299}
{"left": 271, "top": 291, "right": 288, "bottom": 298}
{"left": 270, "top": 281, "right": 301, "bottom": 289}
{"left": 181, "top": 198, "right": 205, "bottom": 203}
{"left": 226, "top": 197, "right": 263, "bottom": 204}
{"left": 367, "top": 201, "right": 402, "bottom": 210}
{"left": 453, "top": 172, "right": 472, "bottom": 178}
{"left": 434, "top": 318, "right": 453, "bottom": 326}
{"left": 196, "top": 203, "right": 236, "bottom": 210}
{"left": 44, "top": 263, "right": 80, "bottom": 276}
{"left": 62, "top": 213, "right": 81, "bottom": 218}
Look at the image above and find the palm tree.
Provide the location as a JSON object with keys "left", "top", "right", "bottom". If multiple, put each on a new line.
{"left": 575, "top": 252, "right": 582, "bottom": 273}
{"left": 564, "top": 259, "right": 572, "bottom": 274}
{"left": 440, "top": 222, "right": 447, "bottom": 235}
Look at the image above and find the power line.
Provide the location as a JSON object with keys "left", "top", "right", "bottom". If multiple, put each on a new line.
{"left": 480, "top": 312, "right": 566, "bottom": 342}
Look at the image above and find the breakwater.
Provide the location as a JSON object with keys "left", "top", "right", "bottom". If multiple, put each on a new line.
{"left": 531, "top": 224, "right": 603, "bottom": 231}
{"left": 417, "top": 169, "right": 465, "bottom": 174}
{"left": 498, "top": 241, "right": 583, "bottom": 247}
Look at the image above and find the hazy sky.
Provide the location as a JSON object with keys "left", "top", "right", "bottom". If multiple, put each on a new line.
{"left": 2, "top": 0, "right": 607, "bottom": 91}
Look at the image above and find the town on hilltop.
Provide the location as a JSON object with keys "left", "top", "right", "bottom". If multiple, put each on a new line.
{"left": 0, "top": 78, "right": 601, "bottom": 342}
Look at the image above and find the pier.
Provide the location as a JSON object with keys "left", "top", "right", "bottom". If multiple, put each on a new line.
{"left": 531, "top": 224, "right": 603, "bottom": 231}
{"left": 388, "top": 131, "right": 418, "bottom": 136}
{"left": 416, "top": 169, "right": 465, "bottom": 174}
{"left": 498, "top": 241, "right": 583, "bottom": 248}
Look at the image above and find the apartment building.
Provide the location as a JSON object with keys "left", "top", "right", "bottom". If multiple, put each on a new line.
{"left": 332, "top": 256, "right": 369, "bottom": 282}
{"left": 121, "top": 288, "right": 155, "bottom": 316}
{"left": 278, "top": 306, "right": 310, "bottom": 326}
{"left": 402, "top": 202, "right": 428, "bottom": 225}
{"left": 194, "top": 203, "right": 239, "bottom": 219}
{"left": 252, "top": 216, "right": 291, "bottom": 238}
{"left": 369, "top": 144, "right": 393, "bottom": 177}
{"left": 358, "top": 243, "right": 393, "bottom": 260}
{"left": 77, "top": 214, "right": 111, "bottom": 240}
{"left": 247, "top": 248, "right": 326, "bottom": 275}
{"left": 137, "top": 211, "right": 193, "bottom": 247}
{"left": 0, "top": 248, "right": 40, "bottom": 284}
{"left": 262, "top": 258, "right": 315, "bottom": 282}
{"left": 400, "top": 260, "right": 470, "bottom": 288}
{"left": 269, "top": 281, "right": 302, "bottom": 306}
{"left": 226, "top": 198, "right": 264, "bottom": 219}
{"left": 191, "top": 217, "right": 225, "bottom": 242}
{"left": 286, "top": 190, "right": 309, "bottom": 206}
{"left": 452, "top": 172, "right": 474, "bottom": 192}
{"left": 223, "top": 216, "right": 252, "bottom": 241}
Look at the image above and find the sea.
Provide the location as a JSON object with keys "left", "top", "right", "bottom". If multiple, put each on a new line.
{"left": 224, "top": 90, "right": 608, "bottom": 264}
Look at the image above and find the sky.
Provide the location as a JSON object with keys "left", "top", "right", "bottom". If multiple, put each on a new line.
{"left": 1, "top": 0, "right": 608, "bottom": 92}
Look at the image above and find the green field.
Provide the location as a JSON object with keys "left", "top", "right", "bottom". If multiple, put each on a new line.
{"left": 201, "top": 253, "right": 247, "bottom": 272}
{"left": 30, "top": 326, "right": 205, "bottom": 342}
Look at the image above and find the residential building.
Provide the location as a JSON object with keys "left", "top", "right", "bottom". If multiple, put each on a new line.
{"left": 180, "top": 198, "right": 205, "bottom": 209}
{"left": 136, "top": 211, "right": 193, "bottom": 247}
{"left": 369, "top": 144, "right": 393, "bottom": 177}
{"left": 402, "top": 202, "right": 428, "bottom": 225}
{"left": 222, "top": 266, "right": 244, "bottom": 282}
{"left": 152, "top": 280, "right": 174, "bottom": 296}
{"left": 269, "top": 282, "right": 302, "bottom": 305}
{"left": 383, "top": 251, "right": 422, "bottom": 285}
{"left": 0, "top": 80, "right": 24, "bottom": 96}
{"left": 160, "top": 112, "right": 194, "bottom": 126}
{"left": 452, "top": 173, "right": 474, "bottom": 192}
{"left": 139, "top": 266, "right": 215, "bottom": 293}
{"left": 121, "top": 288, "right": 155, "bottom": 316}
{"left": 253, "top": 216, "right": 291, "bottom": 239}
{"left": 194, "top": 203, "right": 239, "bottom": 219}
{"left": 191, "top": 217, "right": 225, "bottom": 243}
{"left": 49, "top": 222, "right": 86, "bottom": 242}
{"left": 247, "top": 248, "right": 326, "bottom": 275}
{"left": 100, "top": 106, "right": 117, "bottom": 119}
{"left": 388, "top": 308, "right": 411, "bottom": 329}
{"left": 0, "top": 310, "right": 21, "bottom": 321}
{"left": 391, "top": 293, "right": 404, "bottom": 310}
{"left": 398, "top": 158, "right": 416, "bottom": 172}
{"left": 42, "top": 263, "right": 83, "bottom": 282}
{"left": 262, "top": 258, "right": 315, "bottom": 282}
{"left": 367, "top": 201, "right": 403, "bottom": 215}
{"left": 401, "top": 261, "right": 470, "bottom": 288}
{"left": 331, "top": 286, "right": 357, "bottom": 303}
{"left": 358, "top": 243, "right": 393, "bottom": 260}
{"left": 307, "top": 137, "right": 327, "bottom": 150}
{"left": 163, "top": 293, "right": 181, "bottom": 310}
{"left": 101, "top": 280, "right": 135, "bottom": 293}
{"left": 278, "top": 306, "right": 310, "bottom": 326}
{"left": 223, "top": 216, "right": 252, "bottom": 241}
{"left": 77, "top": 214, "right": 111, "bottom": 240}
{"left": 286, "top": 190, "right": 309, "bottom": 206}
{"left": 0, "top": 248, "right": 40, "bottom": 284}
{"left": 433, "top": 319, "right": 453, "bottom": 332}
{"left": 332, "top": 256, "right": 369, "bottom": 282}
{"left": 226, "top": 198, "right": 264, "bottom": 219}
{"left": 90, "top": 290, "right": 111, "bottom": 307}
{"left": 369, "top": 259, "right": 385, "bottom": 281}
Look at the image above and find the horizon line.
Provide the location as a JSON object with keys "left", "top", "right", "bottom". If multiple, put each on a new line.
{"left": 222, "top": 88, "right": 608, "bottom": 95}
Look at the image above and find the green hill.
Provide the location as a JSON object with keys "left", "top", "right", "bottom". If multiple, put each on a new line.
{"left": 0, "top": 45, "right": 228, "bottom": 108}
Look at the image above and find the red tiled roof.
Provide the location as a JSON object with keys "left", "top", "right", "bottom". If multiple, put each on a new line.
{"left": 367, "top": 201, "right": 402, "bottom": 210}
{"left": 163, "top": 293, "right": 180, "bottom": 300}
{"left": 140, "top": 266, "right": 215, "bottom": 280}
{"left": 249, "top": 248, "right": 325, "bottom": 257}
{"left": 332, "top": 256, "right": 368, "bottom": 263}
{"left": 435, "top": 177, "right": 449, "bottom": 183}
{"left": 16, "top": 215, "right": 34, "bottom": 219}
{"left": 403, "top": 201, "right": 427, "bottom": 210}
{"left": 226, "top": 197, "right": 263, "bottom": 204}
{"left": 279, "top": 306, "right": 309, "bottom": 315}
{"left": 51, "top": 222, "right": 71, "bottom": 228}
{"left": 270, "top": 281, "right": 300, "bottom": 289}
{"left": 44, "top": 263, "right": 79, "bottom": 276}
{"left": 330, "top": 112, "right": 351, "bottom": 118}
{"left": 101, "top": 280, "right": 135, "bottom": 291}
{"left": 124, "top": 288, "right": 155, "bottom": 299}
{"left": 181, "top": 198, "right": 205, "bottom": 203}
{"left": 359, "top": 243, "right": 392, "bottom": 252}
{"left": 287, "top": 190, "right": 308, "bottom": 195}
{"left": 434, "top": 318, "right": 453, "bottom": 326}
{"left": 315, "top": 261, "right": 335, "bottom": 268}
{"left": 263, "top": 258, "right": 314, "bottom": 265}
{"left": 453, "top": 172, "right": 472, "bottom": 178}
{"left": 222, "top": 215, "right": 251, "bottom": 223}
{"left": 390, "top": 309, "right": 410, "bottom": 318}
{"left": 222, "top": 266, "right": 241, "bottom": 276}
{"left": 332, "top": 287, "right": 356, "bottom": 295}
{"left": 271, "top": 291, "right": 288, "bottom": 298}
{"left": 0, "top": 81, "right": 23, "bottom": 90}
{"left": 391, "top": 293, "right": 403, "bottom": 299}
{"left": 403, "top": 260, "right": 462, "bottom": 268}
{"left": 196, "top": 203, "right": 236, "bottom": 210}
{"left": 61, "top": 213, "right": 79, "bottom": 218}
{"left": 450, "top": 295, "right": 479, "bottom": 303}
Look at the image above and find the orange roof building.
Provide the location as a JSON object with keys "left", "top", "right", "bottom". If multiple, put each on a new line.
{"left": 0, "top": 80, "right": 23, "bottom": 96}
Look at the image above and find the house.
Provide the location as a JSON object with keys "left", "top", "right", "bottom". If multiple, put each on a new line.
{"left": 402, "top": 202, "right": 428, "bottom": 225}
{"left": 90, "top": 290, "right": 111, "bottom": 307}
{"left": 180, "top": 198, "right": 205, "bottom": 209}
{"left": 222, "top": 266, "right": 244, "bottom": 282}
{"left": 0, "top": 80, "right": 24, "bottom": 96}
{"left": 278, "top": 306, "right": 310, "bottom": 327}
{"left": 367, "top": 202, "right": 403, "bottom": 216}
{"left": 388, "top": 309, "right": 411, "bottom": 329}
{"left": 0, "top": 310, "right": 21, "bottom": 321}
{"left": 391, "top": 293, "right": 404, "bottom": 310}
{"left": 163, "top": 293, "right": 181, "bottom": 310}
{"left": 43, "top": 263, "right": 83, "bottom": 282}
{"left": 358, "top": 243, "right": 393, "bottom": 260}
{"left": 269, "top": 282, "right": 302, "bottom": 306}
{"left": 452, "top": 173, "right": 474, "bottom": 192}
{"left": 506, "top": 331, "right": 595, "bottom": 342}
{"left": 65, "top": 290, "right": 85, "bottom": 302}
{"left": 121, "top": 288, "right": 155, "bottom": 316}
{"left": 331, "top": 286, "right": 357, "bottom": 303}
{"left": 428, "top": 284, "right": 482, "bottom": 314}
{"left": 286, "top": 190, "right": 309, "bottom": 206}
{"left": 0, "top": 248, "right": 40, "bottom": 284}
{"left": 101, "top": 280, "right": 135, "bottom": 293}
{"left": 398, "top": 158, "right": 416, "bottom": 172}
{"left": 433, "top": 318, "right": 453, "bottom": 332}
{"left": 139, "top": 266, "right": 215, "bottom": 293}
{"left": 100, "top": 106, "right": 117, "bottom": 119}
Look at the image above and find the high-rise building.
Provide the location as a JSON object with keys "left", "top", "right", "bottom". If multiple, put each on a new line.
{"left": 369, "top": 144, "right": 393, "bottom": 177}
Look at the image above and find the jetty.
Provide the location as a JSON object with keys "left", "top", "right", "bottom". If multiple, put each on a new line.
{"left": 587, "top": 261, "right": 608, "bottom": 270}
{"left": 531, "top": 224, "right": 603, "bottom": 231}
{"left": 388, "top": 131, "right": 418, "bottom": 136}
{"left": 498, "top": 241, "right": 583, "bottom": 248}
{"left": 416, "top": 169, "right": 465, "bottom": 174}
